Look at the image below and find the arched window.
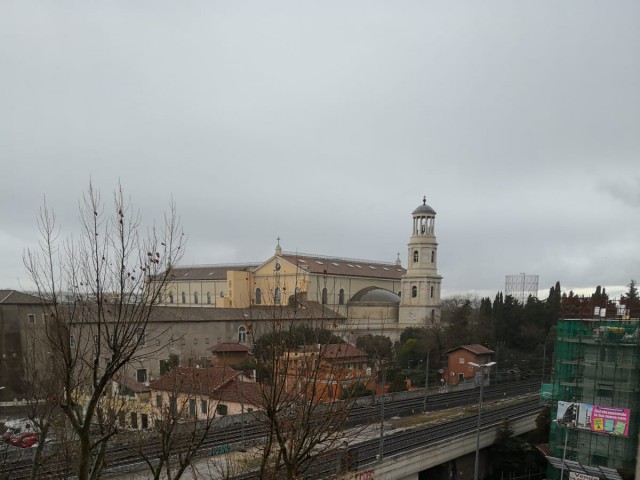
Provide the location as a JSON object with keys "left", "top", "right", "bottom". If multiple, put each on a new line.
{"left": 413, "top": 250, "right": 419, "bottom": 263}
{"left": 431, "top": 309, "right": 435, "bottom": 323}
{"left": 194, "top": 292, "right": 198, "bottom": 304}
{"left": 181, "top": 292, "right": 186, "bottom": 304}
{"left": 255, "top": 288, "right": 262, "bottom": 305}
{"left": 430, "top": 285, "right": 434, "bottom": 298}
{"left": 322, "top": 288, "right": 328, "bottom": 305}
{"left": 339, "top": 288, "right": 345, "bottom": 305}
{"left": 238, "top": 325, "right": 247, "bottom": 343}
{"left": 431, "top": 251, "right": 435, "bottom": 263}
{"left": 169, "top": 292, "right": 174, "bottom": 304}
{"left": 274, "top": 287, "right": 281, "bottom": 305}
{"left": 411, "top": 286, "right": 417, "bottom": 298}
{"left": 206, "top": 292, "right": 211, "bottom": 304}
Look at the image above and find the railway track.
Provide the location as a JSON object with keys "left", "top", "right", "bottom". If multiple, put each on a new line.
{"left": 0, "top": 380, "right": 541, "bottom": 479}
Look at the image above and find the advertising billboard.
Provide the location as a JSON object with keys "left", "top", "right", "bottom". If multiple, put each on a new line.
{"left": 556, "top": 401, "right": 630, "bottom": 437}
{"left": 591, "top": 405, "right": 630, "bottom": 436}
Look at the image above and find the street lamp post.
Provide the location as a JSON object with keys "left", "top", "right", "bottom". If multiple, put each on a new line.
{"left": 468, "top": 361, "right": 496, "bottom": 480}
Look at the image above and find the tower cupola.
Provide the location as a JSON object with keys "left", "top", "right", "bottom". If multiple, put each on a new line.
{"left": 412, "top": 196, "right": 436, "bottom": 236}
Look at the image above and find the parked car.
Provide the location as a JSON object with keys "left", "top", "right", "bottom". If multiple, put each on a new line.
{"left": 10, "top": 431, "right": 36, "bottom": 448}
{"left": 20, "top": 434, "right": 39, "bottom": 448}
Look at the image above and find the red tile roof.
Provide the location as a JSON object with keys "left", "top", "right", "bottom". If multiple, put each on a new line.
{"left": 446, "top": 344, "right": 495, "bottom": 355}
{"left": 215, "top": 381, "right": 263, "bottom": 407}
{"left": 150, "top": 367, "right": 241, "bottom": 395}
{"left": 279, "top": 253, "right": 405, "bottom": 280}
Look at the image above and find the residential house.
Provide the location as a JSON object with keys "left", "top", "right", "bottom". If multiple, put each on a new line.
{"left": 443, "top": 344, "right": 494, "bottom": 386}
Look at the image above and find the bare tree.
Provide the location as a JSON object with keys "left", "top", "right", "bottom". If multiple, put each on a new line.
{"left": 250, "top": 312, "right": 371, "bottom": 480}
{"left": 23, "top": 183, "right": 185, "bottom": 480}
{"left": 139, "top": 366, "right": 237, "bottom": 480}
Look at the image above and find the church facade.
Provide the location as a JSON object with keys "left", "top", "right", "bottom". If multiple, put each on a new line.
{"left": 156, "top": 198, "right": 443, "bottom": 342}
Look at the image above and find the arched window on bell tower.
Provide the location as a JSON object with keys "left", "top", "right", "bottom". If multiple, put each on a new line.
{"left": 411, "top": 286, "right": 417, "bottom": 298}
{"left": 413, "top": 250, "right": 419, "bottom": 263}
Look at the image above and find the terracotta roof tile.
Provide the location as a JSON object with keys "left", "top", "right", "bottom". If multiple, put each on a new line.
{"left": 150, "top": 367, "right": 241, "bottom": 395}
{"left": 446, "top": 344, "right": 495, "bottom": 355}
{"left": 215, "top": 381, "right": 263, "bottom": 407}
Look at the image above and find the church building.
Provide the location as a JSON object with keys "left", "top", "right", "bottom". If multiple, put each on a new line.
{"left": 156, "top": 197, "right": 443, "bottom": 342}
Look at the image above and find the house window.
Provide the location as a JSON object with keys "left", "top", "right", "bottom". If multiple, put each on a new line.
{"left": 194, "top": 338, "right": 198, "bottom": 345}
{"left": 137, "top": 329, "right": 146, "bottom": 346}
{"left": 322, "top": 288, "right": 328, "bottom": 305}
{"left": 156, "top": 395, "right": 163, "bottom": 408}
{"left": 194, "top": 292, "right": 198, "bottom": 304}
{"left": 274, "top": 287, "right": 281, "bottom": 304}
{"left": 181, "top": 337, "right": 186, "bottom": 346}
{"left": 42, "top": 313, "right": 48, "bottom": 323}
{"left": 339, "top": 289, "right": 345, "bottom": 305}
{"left": 169, "top": 396, "right": 177, "bottom": 415}
{"left": 411, "top": 286, "right": 417, "bottom": 298}
{"left": 238, "top": 326, "right": 247, "bottom": 343}
{"left": 189, "top": 399, "right": 196, "bottom": 418}
{"left": 201, "top": 400, "right": 208, "bottom": 415}
{"left": 458, "top": 373, "right": 464, "bottom": 382}
{"left": 130, "top": 412, "right": 138, "bottom": 429}
{"left": 458, "top": 357, "right": 465, "bottom": 364}
{"left": 181, "top": 292, "right": 186, "bottom": 304}
{"left": 205, "top": 337, "right": 209, "bottom": 344}
{"left": 255, "top": 288, "right": 262, "bottom": 305}
{"left": 27, "top": 314, "right": 36, "bottom": 324}
{"left": 137, "top": 369, "right": 147, "bottom": 383}
{"left": 169, "top": 292, "right": 174, "bottom": 303}
{"left": 141, "top": 414, "right": 148, "bottom": 430}
{"left": 413, "top": 250, "right": 419, "bottom": 263}
{"left": 206, "top": 292, "right": 211, "bottom": 304}
{"left": 216, "top": 404, "right": 228, "bottom": 416}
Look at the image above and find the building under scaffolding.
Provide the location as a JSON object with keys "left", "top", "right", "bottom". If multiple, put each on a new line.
{"left": 548, "top": 316, "right": 640, "bottom": 477}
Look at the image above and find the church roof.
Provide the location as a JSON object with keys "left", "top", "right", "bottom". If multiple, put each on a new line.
{"left": 279, "top": 253, "right": 405, "bottom": 280}
{"left": 167, "top": 264, "right": 260, "bottom": 281}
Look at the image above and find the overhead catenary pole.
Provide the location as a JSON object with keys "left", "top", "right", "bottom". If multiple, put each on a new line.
{"left": 378, "top": 369, "right": 386, "bottom": 463}
{"left": 423, "top": 350, "right": 430, "bottom": 412}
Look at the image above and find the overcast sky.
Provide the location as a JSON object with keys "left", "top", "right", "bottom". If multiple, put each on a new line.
{"left": 1, "top": 1, "right": 639, "bottom": 300}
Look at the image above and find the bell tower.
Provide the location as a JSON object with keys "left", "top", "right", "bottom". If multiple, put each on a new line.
{"left": 399, "top": 197, "right": 442, "bottom": 327}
